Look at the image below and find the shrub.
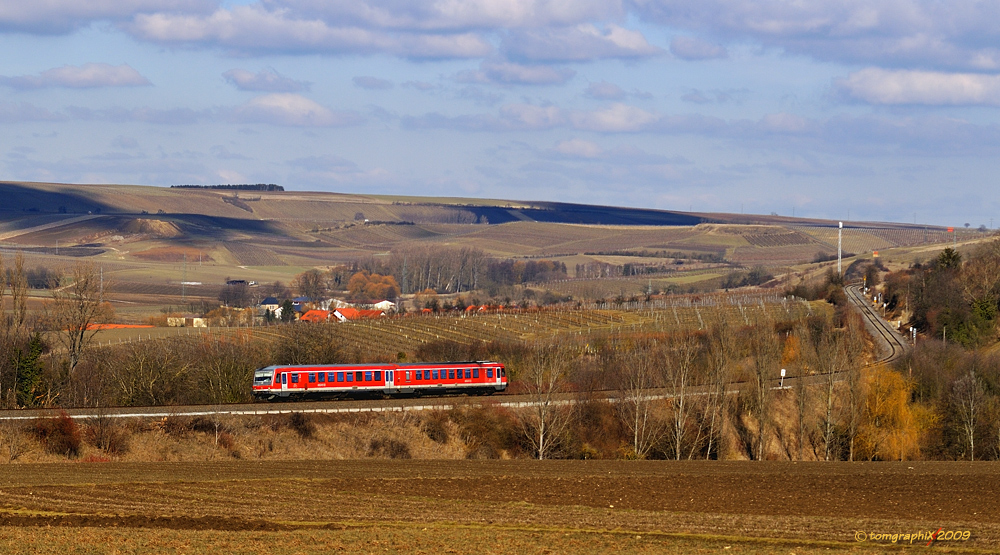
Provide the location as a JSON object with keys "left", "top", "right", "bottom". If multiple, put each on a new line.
{"left": 421, "top": 411, "right": 450, "bottom": 444}
{"left": 368, "top": 437, "right": 412, "bottom": 459}
{"left": 85, "top": 416, "right": 131, "bottom": 455}
{"left": 288, "top": 412, "right": 315, "bottom": 439}
{"left": 450, "top": 406, "right": 523, "bottom": 459}
{"left": 35, "top": 412, "right": 81, "bottom": 458}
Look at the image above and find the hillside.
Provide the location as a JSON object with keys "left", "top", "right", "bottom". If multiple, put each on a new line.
{"left": 0, "top": 180, "right": 985, "bottom": 320}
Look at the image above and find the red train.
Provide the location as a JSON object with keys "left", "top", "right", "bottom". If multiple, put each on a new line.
{"left": 252, "top": 361, "right": 507, "bottom": 401}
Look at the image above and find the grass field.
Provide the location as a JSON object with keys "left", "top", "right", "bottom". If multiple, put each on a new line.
{"left": 0, "top": 460, "right": 994, "bottom": 554}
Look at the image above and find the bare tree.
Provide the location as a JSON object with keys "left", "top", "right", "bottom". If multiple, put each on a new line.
{"left": 951, "top": 371, "right": 985, "bottom": 461}
{"left": 519, "top": 341, "right": 574, "bottom": 460}
{"left": 746, "top": 320, "right": 781, "bottom": 460}
{"left": 10, "top": 251, "right": 28, "bottom": 333}
{"left": 704, "top": 320, "right": 737, "bottom": 460}
{"left": 612, "top": 340, "right": 666, "bottom": 459}
{"left": 49, "top": 263, "right": 114, "bottom": 373}
{"left": 108, "top": 340, "right": 190, "bottom": 406}
{"left": 791, "top": 324, "right": 812, "bottom": 461}
{"left": 292, "top": 269, "right": 328, "bottom": 300}
{"left": 666, "top": 333, "right": 701, "bottom": 460}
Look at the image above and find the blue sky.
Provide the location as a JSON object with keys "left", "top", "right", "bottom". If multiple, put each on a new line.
{"left": 1, "top": 1, "right": 999, "bottom": 226}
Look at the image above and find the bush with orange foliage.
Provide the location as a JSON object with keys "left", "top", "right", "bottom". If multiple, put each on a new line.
{"left": 855, "top": 366, "right": 936, "bottom": 461}
{"left": 347, "top": 271, "right": 400, "bottom": 302}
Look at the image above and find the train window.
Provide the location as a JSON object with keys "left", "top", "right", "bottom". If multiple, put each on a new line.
{"left": 364, "top": 371, "right": 371, "bottom": 382}
{"left": 337, "top": 372, "right": 344, "bottom": 382}
{"left": 328, "top": 372, "right": 336, "bottom": 382}
{"left": 406, "top": 371, "right": 411, "bottom": 381}
{"left": 374, "top": 371, "right": 382, "bottom": 381}
{"left": 318, "top": 372, "right": 325, "bottom": 382}
{"left": 415, "top": 371, "right": 422, "bottom": 381}
{"left": 448, "top": 369, "right": 455, "bottom": 379}
{"left": 355, "top": 371, "right": 363, "bottom": 382}
{"left": 465, "top": 369, "right": 471, "bottom": 379}
{"left": 291, "top": 373, "right": 299, "bottom": 384}
{"left": 473, "top": 368, "right": 479, "bottom": 379}
{"left": 487, "top": 369, "right": 493, "bottom": 378}
{"left": 432, "top": 370, "right": 439, "bottom": 380}
{"left": 346, "top": 372, "right": 353, "bottom": 382}
{"left": 424, "top": 370, "right": 430, "bottom": 380}
{"left": 308, "top": 373, "right": 316, "bottom": 383}
{"left": 501, "top": 368, "right": 506, "bottom": 377}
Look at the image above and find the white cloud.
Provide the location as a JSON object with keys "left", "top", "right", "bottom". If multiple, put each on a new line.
{"left": 353, "top": 75, "right": 393, "bottom": 89}
{"left": 0, "top": 0, "right": 214, "bottom": 34}
{"left": 837, "top": 67, "right": 1000, "bottom": 105}
{"left": 266, "top": 0, "right": 624, "bottom": 32}
{"left": 223, "top": 68, "right": 309, "bottom": 92}
{"left": 585, "top": 81, "right": 626, "bottom": 100}
{"left": 633, "top": 0, "right": 1000, "bottom": 71}
{"left": 126, "top": 5, "right": 492, "bottom": 58}
{"left": 457, "top": 61, "right": 575, "bottom": 86}
{"left": 0, "top": 101, "right": 66, "bottom": 122}
{"left": 230, "top": 93, "right": 363, "bottom": 126}
{"left": 570, "top": 103, "right": 658, "bottom": 132}
{"left": 669, "top": 36, "right": 727, "bottom": 60}
{"left": 503, "top": 24, "right": 661, "bottom": 62}
{"left": 0, "top": 63, "right": 150, "bottom": 89}
{"left": 553, "top": 138, "right": 603, "bottom": 158}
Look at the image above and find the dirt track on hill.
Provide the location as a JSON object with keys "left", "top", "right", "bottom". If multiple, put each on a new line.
{"left": 0, "top": 460, "right": 996, "bottom": 549}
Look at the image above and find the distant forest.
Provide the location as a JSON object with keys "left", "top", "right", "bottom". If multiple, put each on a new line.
{"left": 171, "top": 184, "right": 284, "bottom": 191}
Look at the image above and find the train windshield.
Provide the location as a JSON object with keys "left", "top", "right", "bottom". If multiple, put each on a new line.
{"left": 253, "top": 369, "right": 275, "bottom": 385}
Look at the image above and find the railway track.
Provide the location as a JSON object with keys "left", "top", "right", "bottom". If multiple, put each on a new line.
{"left": 845, "top": 283, "right": 910, "bottom": 364}
{"left": 1, "top": 286, "right": 907, "bottom": 421}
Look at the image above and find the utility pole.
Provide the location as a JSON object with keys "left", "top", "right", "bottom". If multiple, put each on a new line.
{"left": 838, "top": 221, "right": 843, "bottom": 277}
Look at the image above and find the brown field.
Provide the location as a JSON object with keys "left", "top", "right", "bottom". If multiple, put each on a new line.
{"left": 0, "top": 460, "right": 994, "bottom": 553}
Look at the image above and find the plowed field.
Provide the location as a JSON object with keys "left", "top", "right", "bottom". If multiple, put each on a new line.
{"left": 0, "top": 460, "right": 995, "bottom": 553}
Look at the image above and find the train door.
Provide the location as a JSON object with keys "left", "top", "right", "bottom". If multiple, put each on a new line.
{"left": 280, "top": 372, "right": 288, "bottom": 394}
{"left": 494, "top": 366, "right": 501, "bottom": 386}
{"left": 386, "top": 370, "right": 393, "bottom": 386}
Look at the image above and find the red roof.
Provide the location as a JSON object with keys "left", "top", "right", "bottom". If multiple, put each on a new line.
{"left": 299, "top": 309, "right": 331, "bottom": 322}
{"left": 334, "top": 308, "right": 385, "bottom": 321}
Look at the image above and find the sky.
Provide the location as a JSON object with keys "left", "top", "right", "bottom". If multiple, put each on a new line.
{"left": 1, "top": 1, "right": 999, "bottom": 227}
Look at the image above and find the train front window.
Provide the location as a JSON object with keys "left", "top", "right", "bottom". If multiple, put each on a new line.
{"left": 253, "top": 370, "right": 274, "bottom": 385}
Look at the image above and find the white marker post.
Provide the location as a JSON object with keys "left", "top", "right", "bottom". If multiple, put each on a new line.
{"left": 780, "top": 368, "right": 786, "bottom": 389}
